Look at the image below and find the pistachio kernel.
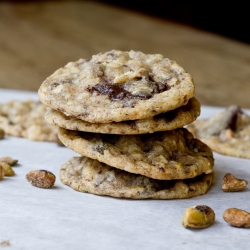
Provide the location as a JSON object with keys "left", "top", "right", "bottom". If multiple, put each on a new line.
{"left": 26, "top": 169, "right": 56, "bottom": 188}
{"left": 0, "top": 156, "right": 18, "bottom": 166}
{"left": 0, "top": 128, "right": 5, "bottom": 139}
{"left": 0, "top": 162, "right": 15, "bottom": 176}
{"left": 223, "top": 208, "right": 250, "bottom": 228}
{"left": 0, "top": 165, "right": 5, "bottom": 180}
{"left": 222, "top": 173, "right": 248, "bottom": 192}
{"left": 182, "top": 205, "right": 215, "bottom": 229}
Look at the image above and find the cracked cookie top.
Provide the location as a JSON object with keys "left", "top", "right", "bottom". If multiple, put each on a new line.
{"left": 38, "top": 50, "right": 195, "bottom": 123}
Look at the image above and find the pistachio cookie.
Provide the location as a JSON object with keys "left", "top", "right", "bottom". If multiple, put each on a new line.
{"left": 0, "top": 99, "right": 59, "bottom": 142}
{"left": 38, "top": 50, "right": 195, "bottom": 123}
{"left": 45, "top": 97, "right": 200, "bottom": 134}
{"left": 187, "top": 105, "right": 250, "bottom": 159}
{"left": 58, "top": 127, "right": 214, "bottom": 180}
{"left": 60, "top": 156, "right": 214, "bottom": 199}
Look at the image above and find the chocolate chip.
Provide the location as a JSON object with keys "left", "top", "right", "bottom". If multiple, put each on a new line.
{"left": 95, "top": 145, "right": 104, "bottom": 155}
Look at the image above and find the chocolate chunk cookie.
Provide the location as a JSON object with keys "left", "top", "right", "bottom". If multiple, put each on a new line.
{"left": 0, "top": 99, "right": 59, "bottom": 142}
{"left": 38, "top": 50, "right": 195, "bottom": 123}
{"left": 187, "top": 105, "right": 250, "bottom": 159}
{"left": 57, "top": 127, "right": 214, "bottom": 180}
{"left": 45, "top": 97, "right": 200, "bottom": 134}
{"left": 60, "top": 156, "right": 214, "bottom": 199}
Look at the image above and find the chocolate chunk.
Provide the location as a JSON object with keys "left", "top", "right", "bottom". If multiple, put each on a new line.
{"left": 227, "top": 105, "right": 242, "bottom": 131}
{"left": 87, "top": 77, "right": 171, "bottom": 101}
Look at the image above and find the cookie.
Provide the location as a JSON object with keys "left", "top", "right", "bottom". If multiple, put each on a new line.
{"left": 45, "top": 97, "right": 200, "bottom": 134}
{"left": 60, "top": 156, "right": 214, "bottom": 199}
{"left": 57, "top": 127, "right": 214, "bottom": 180}
{"left": 0, "top": 99, "right": 59, "bottom": 142}
{"left": 187, "top": 105, "right": 250, "bottom": 159}
{"left": 38, "top": 50, "right": 195, "bottom": 123}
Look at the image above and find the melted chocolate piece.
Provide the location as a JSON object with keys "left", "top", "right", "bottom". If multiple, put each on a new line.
{"left": 40, "top": 169, "right": 53, "bottom": 174}
{"left": 90, "top": 82, "right": 152, "bottom": 100}
{"left": 95, "top": 146, "right": 104, "bottom": 155}
{"left": 227, "top": 105, "right": 242, "bottom": 131}
{"left": 87, "top": 77, "right": 171, "bottom": 101}
{"left": 185, "top": 139, "right": 197, "bottom": 151}
{"left": 50, "top": 82, "right": 60, "bottom": 89}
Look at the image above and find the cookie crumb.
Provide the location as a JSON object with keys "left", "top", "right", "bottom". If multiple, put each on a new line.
{"left": 0, "top": 240, "right": 10, "bottom": 246}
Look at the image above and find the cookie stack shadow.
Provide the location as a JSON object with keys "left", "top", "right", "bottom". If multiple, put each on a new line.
{"left": 39, "top": 49, "right": 215, "bottom": 199}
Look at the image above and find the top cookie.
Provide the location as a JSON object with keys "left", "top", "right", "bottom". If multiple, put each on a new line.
{"left": 38, "top": 50, "right": 195, "bottom": 123}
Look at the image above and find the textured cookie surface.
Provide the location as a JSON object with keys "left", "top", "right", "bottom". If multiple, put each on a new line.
{"left": 60, "top": 156, "right": 214, "bottom": 199}
{"left": 38, "top": 50, "right": 195, "bottom": 123}
{"left": 0, "top": 99, "right": 59, "bottom": 142}
{"left": 45, "top": 97, "right": 200, "bottom": 134}
{"left": 58, "top": 127, "right": 214, "bottom": 180}
{"left": 187, "top": 105, "right": 250, "bottom": 159}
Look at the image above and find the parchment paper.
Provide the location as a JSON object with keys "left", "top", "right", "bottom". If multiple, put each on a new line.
{"left": 0, "top": 88, "right": 250, "bottom": 250}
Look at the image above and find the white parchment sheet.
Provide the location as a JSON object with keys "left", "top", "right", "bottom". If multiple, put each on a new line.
{"left": 0, "top": 88, "right": 250, "bottom": 250}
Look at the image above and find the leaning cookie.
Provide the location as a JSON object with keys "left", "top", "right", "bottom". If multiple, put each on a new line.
{"left": 45, "top": 97, "right": 200, "bottom": 134}
{"left": 60, "top": 156, "right": 215, "bottom": 199}
{"left": 38, "top": 49, "right": 194, "bottom": 123}
{"left": 58, "top": 127, "right": 214, "bottom": 180}
{"left": 187, "top": 105, "right": 250, "bottom": 159}
{"left": 0, "top": 99, "right": 59, "bottom": 142}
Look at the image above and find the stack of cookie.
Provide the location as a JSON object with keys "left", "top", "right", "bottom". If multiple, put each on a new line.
{"left": 38, "top": 49, "right": 214, "bottom": 199}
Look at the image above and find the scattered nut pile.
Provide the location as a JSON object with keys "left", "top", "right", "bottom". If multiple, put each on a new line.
{"left": 0, "top": 155, "right": 56, "bottom": 189}
{"left": 0, "top": 124, "right": 56, "bottom": 188}
{"left": 182, "top": 172, "right": 249, "bottom": 229}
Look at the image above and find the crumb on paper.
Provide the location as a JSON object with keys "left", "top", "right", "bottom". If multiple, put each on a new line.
{"left": 0, "top": 240, "right": 10, "bottom": 246}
